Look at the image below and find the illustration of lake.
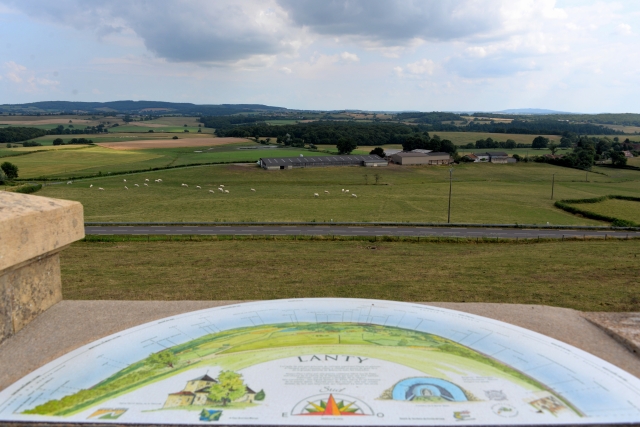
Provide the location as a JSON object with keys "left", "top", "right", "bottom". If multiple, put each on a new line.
{"left": 0, "top": 298, "right": 639, "bottom": 425}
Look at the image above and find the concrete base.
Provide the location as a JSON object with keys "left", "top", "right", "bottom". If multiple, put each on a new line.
{"left": 0, "top": 252, "right": 63, "bottom": 344}
{"left": 1, "top": 301, "right": 640, "bottom": 396}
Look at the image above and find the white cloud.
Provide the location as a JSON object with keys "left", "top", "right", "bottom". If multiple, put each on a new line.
{"left": 280, "top": 67, "right": 292, "bottom": 74}
{"left": 406, "top": 59, "right": 435, "bottom": 75}
{"left": 617, "top": 23, "right": 632, "bottom": 35}
{"left": 3, "top": 61, "right": 59, "bottom": 92}
{"left": 340, "top": 52, "right": 359, "bottom": 62}
{"left": 5, "top": 61, "right": 26, "bottom": 83}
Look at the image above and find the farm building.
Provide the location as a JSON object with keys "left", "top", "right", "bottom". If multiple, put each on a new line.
{"left": 389, "top": 152, "right": 452, "bottom": 165}
{"left": 472, "top": 152, "right": 513, "bottom": 163}
{"left": 260, "top": 155, "right": 387, "bottom": 170}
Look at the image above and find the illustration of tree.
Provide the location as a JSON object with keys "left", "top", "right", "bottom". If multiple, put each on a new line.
{"left": 255, "top": 389, "right": 266, "bottom": 401}
{"left": 208, "top": 371, "right": 246, "bottom": 406}
{"left": 147, "top": 350, "right": 177, "bottom": 369}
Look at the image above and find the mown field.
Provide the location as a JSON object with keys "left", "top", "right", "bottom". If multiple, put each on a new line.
{"left": 6, "top": 144, "right": 323, "bottom": 178}
{"left": 35, "top": 162, "right": 640, "bottom": 224}
{"left": 60, "top": 239, "right": 640, "bottom": 312}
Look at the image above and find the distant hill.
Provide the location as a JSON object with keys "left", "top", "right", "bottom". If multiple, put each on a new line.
{"left": 494, "top": 108, "right": 577, "bottom": 115}
{"left": 0, "top": 101, "right": 288, "bottom": 116}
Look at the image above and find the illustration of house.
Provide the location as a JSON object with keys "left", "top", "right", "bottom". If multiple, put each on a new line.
{"left": 164, "top": 374, "right": 217, "bottom": 408}
{"left": 163, "top": 374, "right": 257, "bottom": 408}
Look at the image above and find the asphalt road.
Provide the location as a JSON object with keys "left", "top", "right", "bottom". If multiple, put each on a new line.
{"left": 85, "top": 225, "right": 640, "bottom": 239}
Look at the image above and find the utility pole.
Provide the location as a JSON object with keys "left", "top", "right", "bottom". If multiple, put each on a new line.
{"left": 448, "top": 168, "right": 453, "bottom": 223}
{"left": 551, "top": 173, "right": 555, "bottom": 200}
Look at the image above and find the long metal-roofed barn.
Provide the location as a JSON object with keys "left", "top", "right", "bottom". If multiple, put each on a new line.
{"left": 260, "top": 155, "right": 388, "bottom": 170}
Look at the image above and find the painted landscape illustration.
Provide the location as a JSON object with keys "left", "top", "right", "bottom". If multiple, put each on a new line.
{"left": 23, "top": 322, "right": 576, "bottom": 418}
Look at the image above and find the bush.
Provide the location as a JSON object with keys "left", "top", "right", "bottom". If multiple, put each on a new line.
{"left": 14, "top": 184, "right": 42, "bottom": 194}
{"left": 148, "top": 129, "right": 154, "bottom": 133}
{"left": 172, "top": 136, "right": 179, "bottom": 140}
{"left": 1, "top": 161, "right": 18, "bottom": 180}
{"left": 53, "top": 138, "right": 65, "bottom": 145}
{"left": 369, "top": 147, "right": 385, "bottom": 157}
{"left": 23, "top": 141, "right": 42, "bottom": 147}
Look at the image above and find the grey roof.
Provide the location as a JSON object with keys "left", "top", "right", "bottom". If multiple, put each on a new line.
{"left": 486, "top": 151, "right": 509, "bottom": 157}
{"left": 391, "top": 152, "right": 428, "bottom": 157}
{"left": 260, "top": 155, "right": 385, "bottom": 165}
{"left": 384, "top": 148, "right": 402, "bottom": 155}
{"left": 425, "top": 152, "right": 451, "bottom": 157}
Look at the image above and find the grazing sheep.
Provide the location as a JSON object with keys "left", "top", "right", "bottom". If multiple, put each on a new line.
{"left": 209, "top": 190, "right": 215, "bottom": 193}
{"left": 341, "top": 189, "right": 344, "bottom": 192}
{"left": 123, "top": 179, "right": 126, "bottom": 182}
{"left": 314, "top": 193, "right": 319, "bottom": 197}
{"left": 134, "top": 184, "right": 139, "bottom": 187}
{"left": 250, "top": 188, "right": 256, "bottom": 192}
{"left": 196, "top": 185, "right": 201, "bottom": 189}
{"left": 125, "top": 186, "right": 129, "bottom": 190}
{"left": 89, "top": 184, "right": 93, "bottom": 188}
{"left": 352, "top": 194, "right": 357, "bottom": 198}
{"left": 218, "top": 188, "right": 224, "bottom": 192}
{"left": 98, "top": 187, "right": 104, "bottom": 190}
{"left": 145, "top": 179, "right": 149, "bottom": 182}
{"left": 66, "top": 181, "right": 72, "bottom": 185}
{"left": 219, "top": 184, "right": 225, "bottom": 187}
{"left": 157, "top": 179, "right": 163, "bottom": 182}
{"left": 181, "top": 183, "right": 187, "bottom": 187}
{"left": 224, "top": 190, "right": 229, "bottom": 193}
{"left": 144, "top": 183, "right": 148, "bottom": 186}
{"left": 324, "top": 190, "right": 329, "bottom": 194}
{"left": 345, "top": 190, "right": 349, "bottom": 193}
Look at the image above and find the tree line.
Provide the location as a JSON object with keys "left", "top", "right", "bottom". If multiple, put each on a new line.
{"left": 465, "top": 120, "right": 616, "bottom": 135}
{"left": 0, "top": 127, "right": 47, "bottom": 142}
{"left": 215, "top": 121, "right": 418, "bottom": 146}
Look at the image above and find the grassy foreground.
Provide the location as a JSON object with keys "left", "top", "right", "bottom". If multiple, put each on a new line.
{"left": 61, "top": 239, "right": 640, "bottom": 312}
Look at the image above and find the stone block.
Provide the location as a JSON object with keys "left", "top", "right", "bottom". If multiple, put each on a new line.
{"left": 0, "top": 192, "right": 83, "bottom": 344}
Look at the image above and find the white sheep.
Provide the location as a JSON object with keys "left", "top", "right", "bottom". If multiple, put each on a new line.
{"left": 144, "top": 183, "right": 148, "bottom": 186}
{"left": 98, "top": 187, "right": 104, "bottom": 190}
{"left": 345, "top": 189, "right": 349, "bottom": 193}
{"left": 123, "top": 179, "right": 126, "bottom": 182}
{"left": 250, "top": 188, "right": 256, "bottom": 192}
{"left": 125, "top": 186, "right": 129, "bottom": 190}
{"left": 224, "top": 190, "right": 229, "bottom": 193}
{"left": 352, "top": 194, "right": 357, "bottom": 198}
{"left": 219, "top": 184, "right": 225, "bottom": 187}
{"left": 209, "top": 190, "right": 215, "bottom": 193}
{"left": 145, "top": 179, "right": 149, "bottom": 182}
{"left": 218, "top": 188, "right": 224, "bottom": 192}
{"left": 341, "top": 189, "right": 344, "bottom": 192}
{"left": 89, "top": 184, "right": 93, "bottom": 188}
{"left": 134, "top": 184, "right": 139, "bottom": 187}
{"left": 66, "top": 181, "right": 72, "bottom": 185}
{"left": 314, "top": 193, "right": 319, "bottom": 197}
{"left": 324, "top": 190, "right": 329, "bottom": 194}
{"left": 157, "top": 179, "right": 163, "bottom": 182}
{"left": 181, "top": 183, "right": 187, "bottom": 187}
{"left": 196, "top": 185, "right": 201, "bottom": 189}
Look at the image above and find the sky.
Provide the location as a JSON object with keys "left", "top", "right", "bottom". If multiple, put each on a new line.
{"left": 0, "top": 0, "right": 638, "bottom": 113}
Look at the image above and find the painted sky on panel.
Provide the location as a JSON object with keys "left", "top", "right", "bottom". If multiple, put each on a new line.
{"left": 0, "top": 0, "right": 638, "bottom": 112}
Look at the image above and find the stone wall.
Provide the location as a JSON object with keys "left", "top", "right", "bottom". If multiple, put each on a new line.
{"left": 0, "top": 192, "right": 84, "bottom": 344}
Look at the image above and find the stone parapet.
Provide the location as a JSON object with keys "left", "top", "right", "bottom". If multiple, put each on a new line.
{"left": 0, "top": 191, "right": 84, "bottom": 344}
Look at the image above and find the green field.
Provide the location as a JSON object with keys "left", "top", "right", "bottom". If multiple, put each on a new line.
{"left": 566, "top": 198, "right": 640, "bottom": 224}
{"left": 107, "top": 125, "right": 212, "bottom": 133}
{"left": 6, "top": 145, "right": 324, "bottom": 178}
{"left": 428, "top": 132, "right": 563, "bottom": 146}
{"left": 61, "top": 239, "right": 640, "bottom": 312}
{"left": 34, "top": 162, "right": 640, "bottom": 224}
